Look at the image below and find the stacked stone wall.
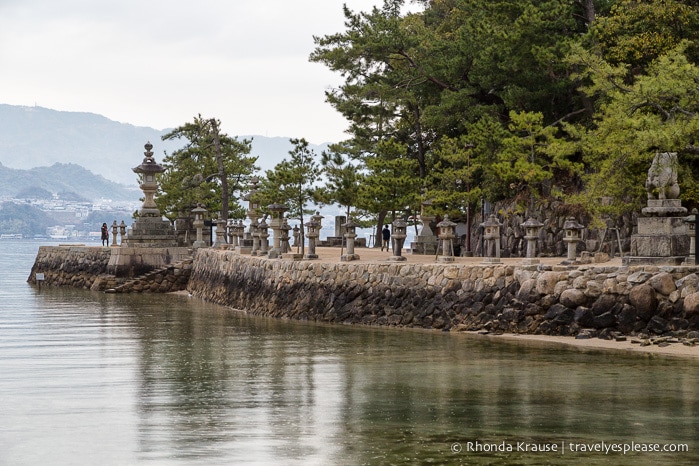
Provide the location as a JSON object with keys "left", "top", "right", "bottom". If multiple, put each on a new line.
{"left": 188, "top": 249, "right": 699, "bottom": 337}
{"left": 27, "top": 246, "right": 114, "bottom": 290}
{"left": 112, "top": 259, "right": 192, "bottom": 293}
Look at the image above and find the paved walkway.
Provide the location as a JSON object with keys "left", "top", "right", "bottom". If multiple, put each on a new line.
{"left": 294, "top": 245, "right": 624, "bottom": 267}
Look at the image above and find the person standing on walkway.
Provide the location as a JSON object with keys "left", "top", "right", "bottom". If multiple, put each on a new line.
{"left": 381, "top": 224, "right": 391, "bottom": 252}
{"left": 101, "top": 222, "right": 109, "bottom": 246}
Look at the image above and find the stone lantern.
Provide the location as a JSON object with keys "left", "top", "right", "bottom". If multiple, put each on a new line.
{"left": 292, "top": 225, "right": 300, "bottom": 248}
{"left": 192, "top": 205, "right": 207, "bottom": 249}
{"left": 244, "top": 177, "right": 260, "bottom": 244}
{"left": 280, "top": 218, "right": 292, "bottom": 254}
{"left": 267, "top": 203, "right": 289, "bottom": 258}
{"left": 521, "top": 217, "right": 544, "bottom": 265}
{"left": 437, "top": 214, "right": 457, "bottom": 263}
{"left": 482, "top": 214, "right": 502, "bottom": 263}
{"left": 118, "top": 220, "right": 127, "bottom": 245}
{"left": 562, "top": 217, "right": 584, "bottom": 264}
{"left": 257, "top": 218, "right": 269, "bottom": 255}
{"left": 227, "top": 219, "right": 238, "bottom": 249}
{"left": 250, "top": 219, "right": 261, "bottom": 255}
{"left": 304, "top": 217, "right": 320, "bottom": 260}
{"left": 341, "top": 216, "right": 360, "bottom": 262}
{"left": 111, "top": 220, "right": 119, "bottom": 247}
{"left": 684, "top": 208, "right": 698, "bottom": 265}
{"left": 413, "top": 199, "right": 437, "bottom": 255}
{"left": 388, "top": 216, "right": 408, "bottom": 262}
{"left": 213, "top": 218, "right": 227, "bottom": 249}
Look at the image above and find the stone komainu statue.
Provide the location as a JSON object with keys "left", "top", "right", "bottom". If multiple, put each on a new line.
{"left": 645, "top": 152, "right": 680, "bottom": 200}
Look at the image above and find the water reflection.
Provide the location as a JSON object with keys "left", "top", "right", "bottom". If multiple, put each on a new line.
{"left": 1, "top": 242, "right": 698, "bottom": 465}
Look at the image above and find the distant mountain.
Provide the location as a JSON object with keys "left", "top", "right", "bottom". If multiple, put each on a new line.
{"left": 0, "top": 104, "right": 333, "bottom": 186}
{"left": 0, "top": 162, "right": 139, "bottom": 202}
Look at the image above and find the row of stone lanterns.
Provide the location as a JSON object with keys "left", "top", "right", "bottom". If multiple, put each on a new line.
{"left": 109, "top": 220, "right": 128, "bottom": 247}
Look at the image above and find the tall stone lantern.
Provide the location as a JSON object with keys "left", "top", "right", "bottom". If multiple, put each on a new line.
{"left": 257, "top": 217, "right": 269, "bottom": 255}
{"left": 482, "top": 214, "right": 502, "bottom": 263}
{"left": 243, "top": 177, "right": 260, "bottom": 245}
{"left": 562, "top": 217, "right": 584, "bottom": 264}
{"left": 124, "top": 142, "right": 177, "bottom": 247}
{"left": 280, "top": 218, "right": 292, "bottom": 254}
{"left": 111, "top": 220, "right": 119, "bottom": 247}
{"left": 267, "top": 203, "right": 288, "bottom": 259}
{"left": 437, "top": 214, "right": 457, "bottom": 263}
{"left": 521, "top": 217, "right": 544, "bottom": 265}
{"left": 227, "top": 219, "right": 238, "bottom": 249}
{"left": 213, "top": 218, "right": 227, "bottom": 249}
{"left": 304, "top": 217, "right": 320, "bottom": 260}
{"left": 133, "top": 142, "right": 164, "bottom": 218}
{"left": 191, "top": 205, "right": 207, "bottom": 249}
{"left": 388, "top": 216, "right": 408, "bottom": 262}
{"left": 341, "top": 216, "right": 360, "bottom": 262}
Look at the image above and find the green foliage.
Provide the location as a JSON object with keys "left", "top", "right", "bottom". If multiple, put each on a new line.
{"left": 317, "top": 143, "right": 364, "bottom": 218}
{"left": 592, "top": 0, "right": 699, "bottom": 72}
{"left": 158, "top": 115, "right": 257, "bottom": 222}
{"left": 257, "top": 138, "right": 322, "bottom": 253}
{"left": 309, "top": 0, "right": 699, "bottom": 222}
{"left": 357, "top": 139, "right": 421, "bottom": 217}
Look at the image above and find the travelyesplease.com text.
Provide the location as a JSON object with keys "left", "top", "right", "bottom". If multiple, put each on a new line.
{"left": 451, "top": 440, "right": 689, "bottom": 455}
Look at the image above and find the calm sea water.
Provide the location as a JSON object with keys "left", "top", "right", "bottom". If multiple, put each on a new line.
{"left": 1, "top": 240, "right": 698, "bottom": 465}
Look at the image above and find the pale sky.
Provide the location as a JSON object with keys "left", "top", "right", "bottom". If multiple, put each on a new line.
{"left": 0, "top": 0, "right": 416, "bottom": 144}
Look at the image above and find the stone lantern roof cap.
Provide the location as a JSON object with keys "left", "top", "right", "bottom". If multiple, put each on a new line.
{"left": 483, "top": 214, "right": 501, "bottom": 228}
{"left": 132, "top": 142, "right": 165, "bottom": 174}
{"left": 521, "top": 217, "right": 543, "bottom": 229}
{"left": 392, "top": 216, "right": 407, "bottom": 228}
{"left": 437, "top": 214, "right": 457, "bottom": 228}
{"left": 268, "top": 203, "right": 288, "bottom": 212}
{"left": 342, "top": 217, "right": 358, "bottom": 228}
{"left": 191, "top": 206, "right": 207, "bottom": 214}
{"left": 563, "top": 217, "right": 584, "bottom": 230}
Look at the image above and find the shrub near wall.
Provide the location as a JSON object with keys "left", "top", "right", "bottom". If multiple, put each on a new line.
{"left": 188, "top": 249, "right": 699, "bottom": 338}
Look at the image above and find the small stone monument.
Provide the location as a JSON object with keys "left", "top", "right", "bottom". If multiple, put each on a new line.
{"left": 387, "top": 216, "right": 408, "bottom": 262}
{"left": 561, "top": 217, "right": 584, "bottom": 264}
{"left": 213, "top": 219, "right": 227, "bottom": 249}
{"left": 191, "top": 206, "right": 207, "bottom": 249}
{"left": 411, "top": 199, "right": 438, "bottom": 255}
{"left": 258, "top": 218, "right": 269, "bottom": 255}
{"left": 304, "top": 212, "right": 323, "bottom": 260}
{"left": 625, "top": 152, "right": 689, "bottom": 265}
{"left": 341, "top": 217, "right": 360, "bottom": 262}
{"left": 521, "top": 217, "right": 544, "bottom": 265}
{"left": 481, "top": 214, "right": 502, "bottom": 264}
{"left": 267, "top": 203, "right": 288, "bottom": 258}
{"left": 436, "top": 215, "right": 457, "bottom": 263}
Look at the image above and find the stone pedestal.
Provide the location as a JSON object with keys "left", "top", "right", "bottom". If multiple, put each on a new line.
{"left": 625, "top": 199, "right": 689, "bottom": 266}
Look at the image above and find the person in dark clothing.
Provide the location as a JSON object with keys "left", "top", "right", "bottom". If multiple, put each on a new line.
{"left": 101, "top": 223, "right": 109, "bottom": 246}
{"left": 381, "top": 225, "right": 391, "bottom": 252}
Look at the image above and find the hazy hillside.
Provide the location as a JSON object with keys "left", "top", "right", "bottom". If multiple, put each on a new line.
{"left": 0, "top": 162, "right": 140, "bottom": 202}
{"left": 0, "top": 104, "right": 332, "bottom": 186}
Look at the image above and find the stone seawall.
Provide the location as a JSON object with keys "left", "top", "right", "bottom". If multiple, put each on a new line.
{"left": 28, "top": 245, "right": 114, "bottom": 290}
{"left": 188, "top": 249, "right": 699, "bottom": 337}
{"left": 27, "top": 246, "right": 191, "bottom": 293}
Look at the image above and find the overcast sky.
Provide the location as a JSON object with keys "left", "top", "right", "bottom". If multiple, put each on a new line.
{"left": 0, "top": 0, "right": 416, "bottom": 144}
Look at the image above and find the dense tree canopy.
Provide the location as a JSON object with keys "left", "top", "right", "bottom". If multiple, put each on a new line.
{"left": 157, "top": 116, "right": 257, "bottom": 222}
{"left": 158, "top": 1, "right": 699, "bottom": 229}
{"left": 309, "top": 0, "right": 699, "bottom": 223}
